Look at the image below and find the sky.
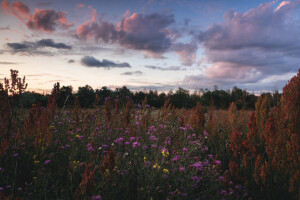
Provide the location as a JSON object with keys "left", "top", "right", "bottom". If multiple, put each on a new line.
{"left": 0, "top": 0, "right": 299, "bottom": 93}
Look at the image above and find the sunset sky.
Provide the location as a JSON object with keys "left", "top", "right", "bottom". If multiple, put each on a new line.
{"left": 0, "top": 0, "right": 299, "bottom": 93}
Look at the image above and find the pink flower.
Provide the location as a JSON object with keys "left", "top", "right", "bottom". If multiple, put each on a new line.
{"left": 132, "top": 142, "right": 141, "bottom": 148}
{"left": 44, "top": 160, "right": 51, "bottom": 165}
{"left": 215, "top": 160, "right": 221, "bottom": 165}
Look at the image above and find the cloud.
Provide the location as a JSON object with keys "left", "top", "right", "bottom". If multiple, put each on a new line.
{"left": 76, "top": 9, "right": 198, "bottom": 63}
{"left": 26, "top": 8, "right": 73, "bottom": 32}
{"left": 172, "top": 42, "right": 197, "bottom": 66}
{"left": 121, "top": 71, "right": 143, "bottom": 76}
{"left": 77, "top": 4, "right": 85, "bottom": 8}
{"left": 198, "top": 1, "right": 300, "bottom": 52}
{"left": 77, "top": 21, "right": 119, "bottom": 42}
{"left": 7, "top": 42, "right": 30, "bottom": 51}
{"left": 195, "top": 0, "right": 300, "bottom": 87}
{"left": 1, "top": 1, "right": 72, "bottom": 32}
{"left": 1, "top": 0, "right": 30, "bottom": 20}
{"left": 145, "top": 65, "right": 185, "bottom": 71}
{"left": 6, "top": 39, "right": 72, "bottom": 55}
{"left": 76, "top": 10, "right": 174, "bottom": 54}
{"left": 36, "top": 2, "right": 52, "bottom": 7}
{"left": 81, "top": 56, "right": 131, "bottom": 68}
{"left": 37, "top": 39, "right": 72, "bottom": 49}
{"left": 0, "top": 61, "right": 18, "bottom": 65}
{"left": 117, "top": 13, "right": 174, "bottom": 53}
{"left": 0, "top": 26, "right": 10, "bottom": 31}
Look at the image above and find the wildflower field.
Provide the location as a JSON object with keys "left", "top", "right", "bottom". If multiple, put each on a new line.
{"left": 0, "top": 70, "right": 299, "bottom": 200}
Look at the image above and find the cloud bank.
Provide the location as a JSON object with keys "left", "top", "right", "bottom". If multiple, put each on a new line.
{"left": 185, "top": 0, "right": 300, "bottom": 90}
{"left": 81, "top": 56, "right": 131, "bottom": 68}
{"left": 1, "top": 0, "right": 72, "bottom": 32}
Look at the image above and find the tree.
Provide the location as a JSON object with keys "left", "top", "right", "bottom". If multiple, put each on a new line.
{"left": 57, "top": 86, "right": 74, "bottom": 108}
{"left": 77, "top": 85, "right": 95, "bottom": 108}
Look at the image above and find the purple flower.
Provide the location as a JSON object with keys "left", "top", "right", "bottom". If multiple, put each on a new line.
{"left": 204, "top": 132, "right": 208, "bottom": 136}
{"left": 192, "top": 162, "right": 203, "bottom": 171}
{"left": 76, "top": 135, "right": 84, "bottom": 139}
{"left": 125, "top": 142, "right": 130, "bottom": 145}
{"left": 192, "top": 176, "right": 200, "bottom": 183}
{"left": 143, "top": 145, "right": 148, "bottom": 150}
{"left": 204, "top": 160, "right": 210, "bottom": 166}
{"left": 6, "top": 185, "right": 11, "bottom": 189}
{"left": 183, "top": 148, "right": 188, "bottom": 152}
{"left": 149, "top": 136, "right": 157, "bottom": 141}
{"left": 220, "top": 190, "right": 227, "bottom": 195}
{"left": 235, "top": 184, "right": 242, "bottom": 190}
{"left": 17, "top": 187, "right": 22, "bottom": 191}
{"left": 105, "top": 97, "right": 110, "bottom": 101}
{"left": 132, "top": 142, "right": 141, "bottom": 148}
{"left": 130, "top": 137, "right": 136, "bottom": 142}
{"left": 208, "top": 154, "right": 213, "bottom": 159}
{"left": 13, "top": 153, "right": 19, "bottom": 157}
{"left": 91, "top": 195, "right": 102, "bottom": 200}
{"left": 171, "top": 155, "right": 181, "bottom": 162}
{"left": 144, "top": 161, "right": 151, "bottom": 167}
{"left": 164, "top": 138, "right": 171, "bottom": 145}
{"left": 151, "top": 144, "right": 157, "bottom": 148}
{"left": 149, "top": 126, "right": 156, "bottom": 132}
{"left": 0, "top": 167, "right": 2, "bottom": 171}
{"left": 44, "top": 160, "right": 51, "bottom": 165}
{"left": 180, "top": 127, "right": 186, "bottom": 131}
{"left": 0, "top": 187, "right": 3, "bottom": 191}
{"left": 215, "top": 160, "right": 221, "bottom": 165}
{"left": 179, "top": 167, "right": 185, "bottom": 172}
{"left": 186, "top": 124, "right": 192, "bottom": 129}
{"left": 219, "top": 176, "right": 224, "bottom": 181}
{"left": 61, "top": 146, "right": 66, "bottom": 149}
{"left": 120, "top": 170, "right": 126, "bottom": 175}
{"left": 65, "top": 144, "right": 70, "bottom": 148}
{"left": 115, "top": 137, "right": 124, "bottom": 144}
{"left": 136, "top": 121, "right": 141, "bottom": 126}
{"left": 87, "top": 144, "right": 95, "bottom": 152}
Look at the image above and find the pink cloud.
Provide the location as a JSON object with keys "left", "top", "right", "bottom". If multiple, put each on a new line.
{"left": 1, "top": 0, "right": 72, "bottom": 32}
{"left": 87, "top": 5, "right": 97, "bottom": 22}
{"left": 123, "top": 10, "right": 130, "bottom": 17}
{"left": 173, "top": 42, "right": 197, "bottom": 66}
{"left": 76, "top": 11, "right": 174, "bottom": 54}
{"left": 1, "top": 0, "right": 30, "bottom": 20}
{"left": 196, "top": 0, "right": 300, "bottom": 84}
{"left": 26, "top": 8, "right": 73, "bottom": 32}
{"left": 77, "top": 4, "right": 85, "bottom": 8}
{"left": 275, "top": 1, "right": 291, "bottom": 11}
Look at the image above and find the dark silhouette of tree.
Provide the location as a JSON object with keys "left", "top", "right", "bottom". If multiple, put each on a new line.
{"left": 77, "top": 85, "right": 95, "bottom": 108}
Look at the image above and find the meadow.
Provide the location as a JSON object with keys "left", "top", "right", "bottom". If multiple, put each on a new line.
{"left": 0, "top": 70, "right": 299, "bottom": 200}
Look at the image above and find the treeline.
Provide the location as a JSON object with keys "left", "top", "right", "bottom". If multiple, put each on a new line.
{"left": 16, "top": 83, "right": 281, "bottom": 110}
